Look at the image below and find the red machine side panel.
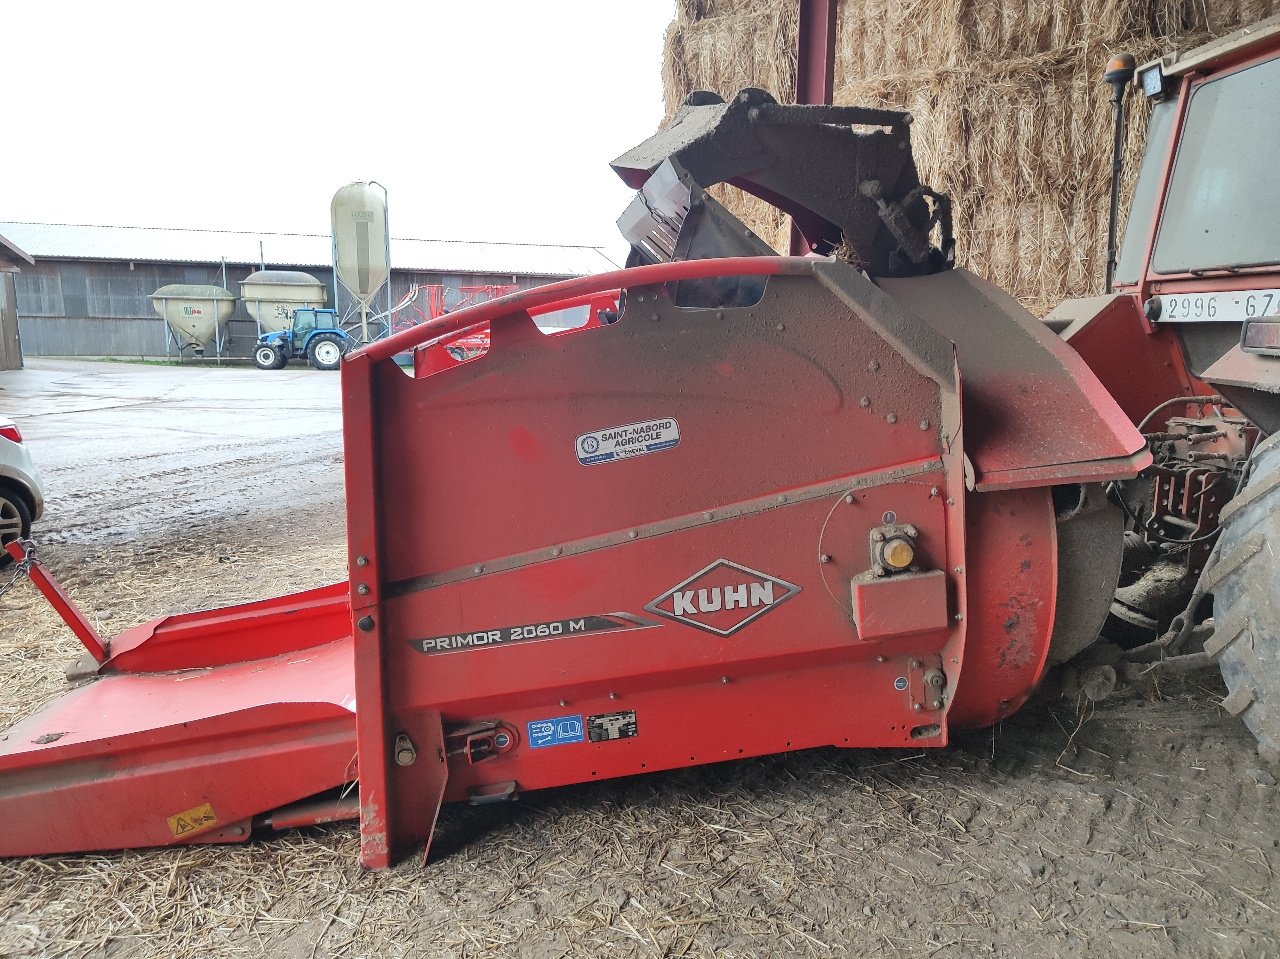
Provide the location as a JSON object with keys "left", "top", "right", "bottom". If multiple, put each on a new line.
{"left": 879, "top": 272, "right": 1151, "bottom": 489}
{"left": 342, "top": 261, "right": 1058, "bottom": 866}
{"left": 371, "top": 274, "right": 947, "bottom": 587}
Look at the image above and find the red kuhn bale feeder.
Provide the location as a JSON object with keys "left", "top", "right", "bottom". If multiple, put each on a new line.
{"left": 3, "top": 17, "right": 1280, "bottom": 867}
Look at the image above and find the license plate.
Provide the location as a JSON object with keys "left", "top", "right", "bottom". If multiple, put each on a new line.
{"left": 1156, "top": 289, "right": 1280, "bottom": 322}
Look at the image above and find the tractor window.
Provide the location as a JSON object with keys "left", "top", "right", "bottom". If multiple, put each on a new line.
{"left": 1152, "top": 56, "right": 1280, "bottom": 273}
{"left": 1114, "top": 101, "right": 1176, "bottom": 286}
{"left": 294, "top": 311, "right": 316, "bottom": 333}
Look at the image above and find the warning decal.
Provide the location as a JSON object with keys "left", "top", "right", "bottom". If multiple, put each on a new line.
{"left": 576, "top": 418, "right": 680, "bottom": 466}
{"left": 409, "top": 612, "right": 655, "bottom": 655}
{"left": 588, "top": 710, "right": 638, "bottom": 742}
{"left": 167, "top": 802, "right": 219, "bottom": 839}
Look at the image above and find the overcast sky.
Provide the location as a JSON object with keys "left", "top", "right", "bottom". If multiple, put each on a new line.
{"left": 3, "top": 1, "right": 676, "bottom": 261}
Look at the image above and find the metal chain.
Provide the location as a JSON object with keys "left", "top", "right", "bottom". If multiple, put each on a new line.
{"left": 0, "top": 539, "right": 35, "bottom": 600}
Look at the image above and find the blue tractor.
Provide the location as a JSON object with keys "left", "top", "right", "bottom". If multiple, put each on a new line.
{"left": 253, "top": 308, "right": 356, "bottom": 371}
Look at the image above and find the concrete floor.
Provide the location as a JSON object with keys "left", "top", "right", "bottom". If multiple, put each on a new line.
{"left": 0, "top": 358, "right": 346, "bottom": 549}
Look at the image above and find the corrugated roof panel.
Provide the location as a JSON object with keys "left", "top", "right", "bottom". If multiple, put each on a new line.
{"left": 0, "top": 222, "right": 618, "bottom": 277}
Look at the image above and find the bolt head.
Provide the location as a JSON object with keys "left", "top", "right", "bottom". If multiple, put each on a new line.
{"left": 357, "top": 616, "right": 375, "bottom": 632}
{"left": 876, "top": 655, "right": 887, "bottom": 663}
{"left": 932, "top": 699, "right": 944, "bottom": 710}
{"left": 886, "top": 413, "right": 898, "bottom": 424}
{"left": 910, "top": 659, "right": 922, "bottom": 669}
{"left": 820, "top": 553, "right": 832, "bottom": 564}
{"left": 356, "top": 555, "right": 369, "bottom": 567}
{"left": 913, "top": 703, "right": 923, "bottom": 712}
{"left": 357, "top": 583, "right": 369, "bottom": 595}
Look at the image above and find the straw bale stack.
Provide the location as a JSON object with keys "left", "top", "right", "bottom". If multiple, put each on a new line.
{"left": 662, "top": 0, "right": 1278, "bottom": 314}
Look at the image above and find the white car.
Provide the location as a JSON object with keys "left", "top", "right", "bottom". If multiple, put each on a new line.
{"left": 0, "top": 416, "right": 44, "bottom": 558}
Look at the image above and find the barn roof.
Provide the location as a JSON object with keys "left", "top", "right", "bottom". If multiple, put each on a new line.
{"left": 0, "top": 222, "right": 617, "bottom": 278}
{"left": 0, "top": 230, "right": 33, "bottom": 269}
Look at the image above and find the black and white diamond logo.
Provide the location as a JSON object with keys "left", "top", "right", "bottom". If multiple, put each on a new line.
{"left": 645, "top": 559, "right": 801, "bottom": 637}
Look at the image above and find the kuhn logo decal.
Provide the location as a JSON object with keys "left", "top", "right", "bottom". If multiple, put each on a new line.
{"left": 645, "top": 560, "right": 801, "bottom": 636}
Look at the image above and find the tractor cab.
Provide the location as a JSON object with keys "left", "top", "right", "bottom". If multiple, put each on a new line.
{"left": 1073, "top": 16, "right": 1280, "bottom": 432}
{"left": 253, "top": 307, "right": 354, "bottom": 371}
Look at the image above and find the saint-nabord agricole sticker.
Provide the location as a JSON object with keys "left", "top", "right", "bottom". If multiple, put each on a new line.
{"left": 576, "top": 418, "right": 680, "bottom": 466}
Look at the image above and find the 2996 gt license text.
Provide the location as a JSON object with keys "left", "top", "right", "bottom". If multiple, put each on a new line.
{"left": 1157, "top": 289, "right": 1280, "bottom": 322}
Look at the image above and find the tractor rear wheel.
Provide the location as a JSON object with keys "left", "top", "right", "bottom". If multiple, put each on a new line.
{"left": 254, "top": 345, "right": 287, "bottom": 370}
{"left": 1207, "top": 430, "right": 1280, "bottom": 763}
{"left": 307, "top": 334, "right": 345, "bottom": 371}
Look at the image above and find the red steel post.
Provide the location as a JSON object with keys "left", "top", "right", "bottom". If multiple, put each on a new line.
{"left": 791, "top": 0, "right": 839, "bottom": 254}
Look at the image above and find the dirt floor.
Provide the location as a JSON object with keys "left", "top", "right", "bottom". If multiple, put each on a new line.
{"left": 0, "top": 360, "right": 1277, "bottom": 958}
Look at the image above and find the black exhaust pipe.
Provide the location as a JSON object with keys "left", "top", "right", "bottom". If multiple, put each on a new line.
{"left": 1103, "top": 53, "right": 1136, "bottom": 293}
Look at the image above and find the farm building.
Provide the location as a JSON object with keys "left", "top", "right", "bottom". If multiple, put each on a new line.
{"left": 0, "top": 222, "right": 617, "bottom": 359}
{"left": 0, "top": 231, "right": 33, "bottom": 370}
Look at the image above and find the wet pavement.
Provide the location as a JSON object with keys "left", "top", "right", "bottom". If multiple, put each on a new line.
{"left": 0, "top": 359, "right": 345, "bottom": 549}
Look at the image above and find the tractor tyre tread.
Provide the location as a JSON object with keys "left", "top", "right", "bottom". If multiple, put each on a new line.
{"left": 255, "top": 345, "right": 287, "bottom": 371}
{"left": 307, "top": 334, "right": 344, "bottom": 371}
{"left": 1207, "top": 430, "right": 1280, "bottom": 764}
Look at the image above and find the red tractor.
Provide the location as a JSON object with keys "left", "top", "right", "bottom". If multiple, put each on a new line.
{"left": 1047, "top": 17, "right": 1280, "bottom": 762}
{"left": 0, "top": 17, "right": 1276, "bottom": 866}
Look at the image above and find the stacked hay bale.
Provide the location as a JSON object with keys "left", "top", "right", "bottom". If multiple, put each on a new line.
{"left": 662, "top": 0, "right": 1278, "bottom": 314}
